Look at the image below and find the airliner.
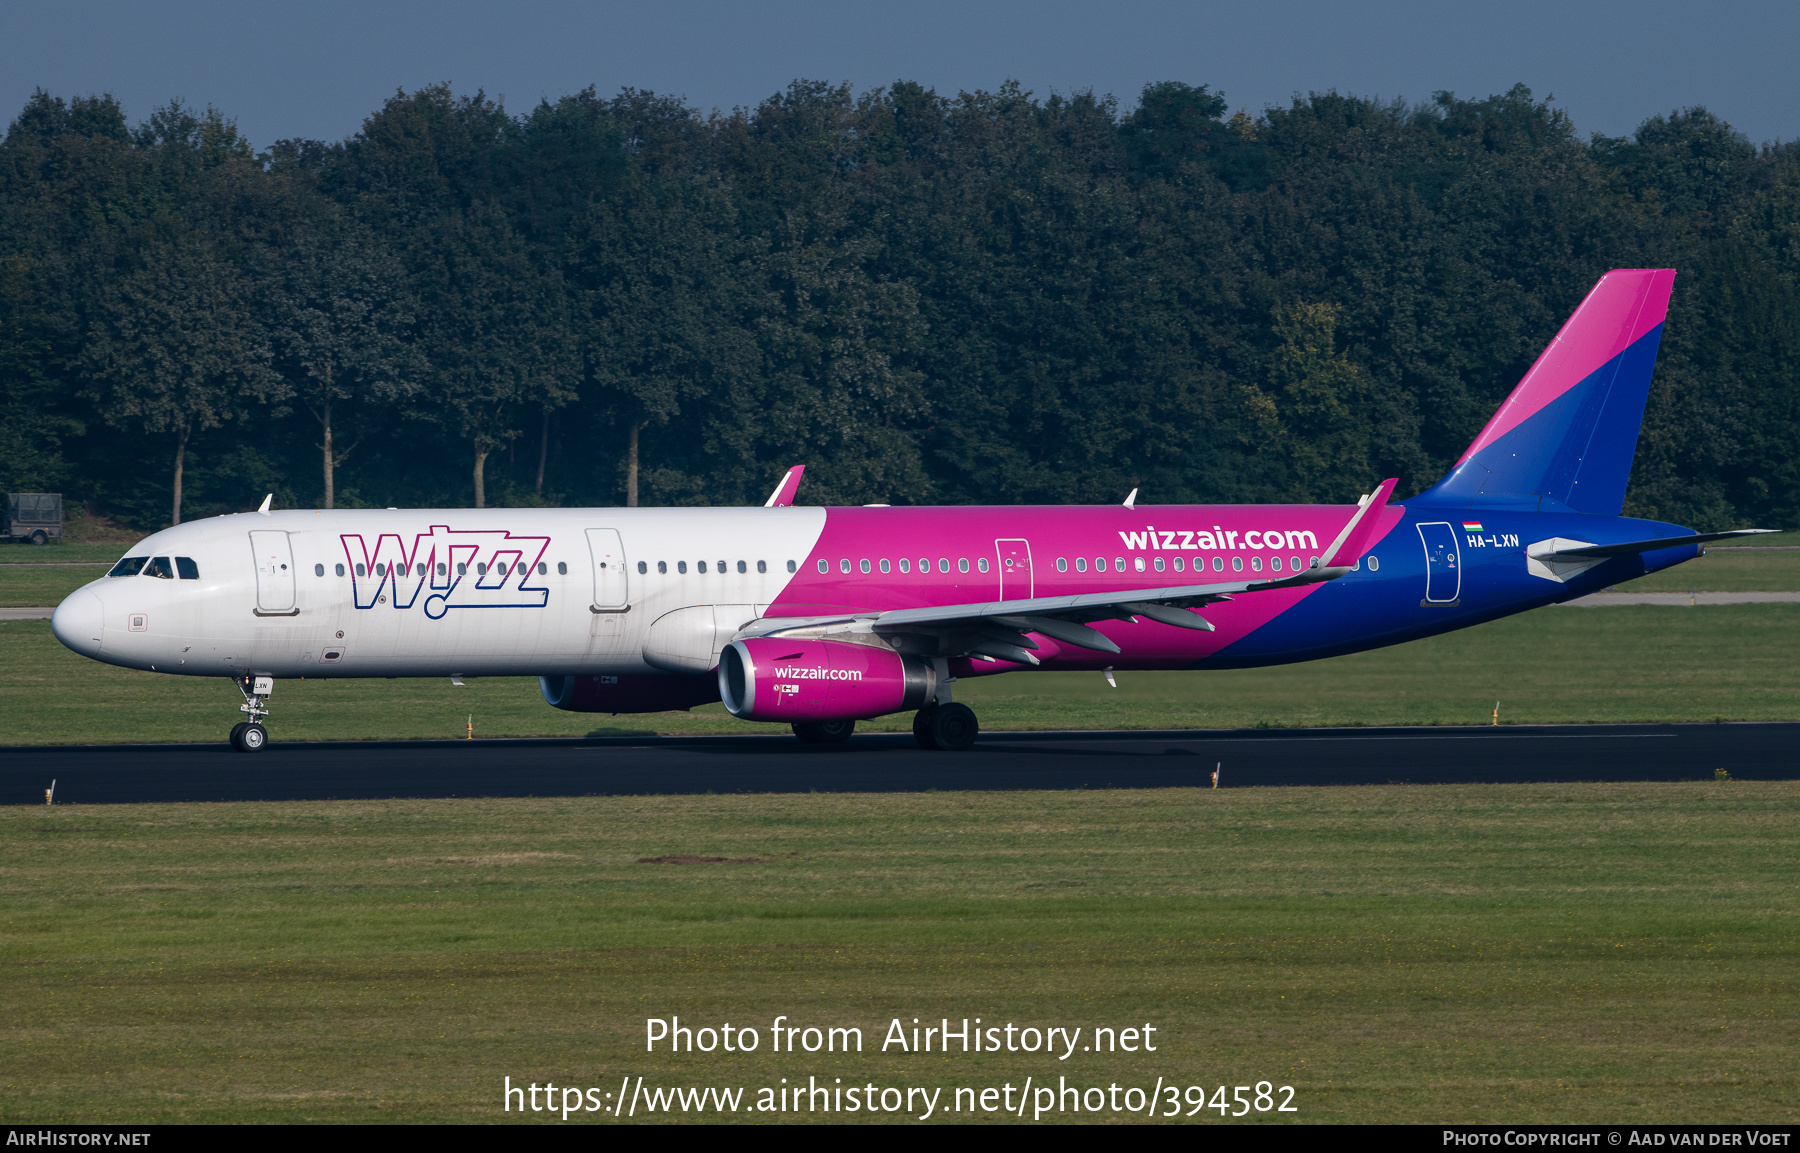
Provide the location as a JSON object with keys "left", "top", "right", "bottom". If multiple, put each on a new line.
{"left": 51, "top": 269, "right": 1769, "bottom": 751}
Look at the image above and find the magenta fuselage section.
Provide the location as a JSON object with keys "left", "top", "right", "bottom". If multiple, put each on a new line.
{"left": 767, "top": 503, "right": 1406, "bottom": 672}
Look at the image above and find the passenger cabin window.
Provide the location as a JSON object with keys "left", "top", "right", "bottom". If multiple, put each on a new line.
{"left": 879, "top": 559, "right": 890, "bottom": 574}
{"left": 656, "top": 561, "right": 666, "bottom": 574}
{"left": 977, "top": 558, "right": 989, "bottom": 573}
{"left": 958, "top": 558, "right": 970, "bottom": 573}
{"left": 840, "top": 559, "right": 852, "bottom": 574}
{"left": 356, "top": 563, "right": 368, "bottom": 577}
{"left": 1154, "top": 557, "right": 1165, "bottom": 572}
{"left": 738, "top": 560, "right": 747, "bottom": 574}
{"left": 698, "top": 561, "right": 708, "bottom": 574}
{"left": 860, "top": 559, "right": 871, "bottom": 574}
{"left": 637, "top": 561, "right": 648, "bottom": 574}
{"left": 1056, "top": 558, "right": 1067, "bottom": 572}
{"left": 439, "top": 563, "right": 448, "bottom": 576}
{"left": 785, "top": 560, "right": 796, "bottom": 573}
{"left": 146, "top": 557, "right": 174, "bottom": 579}
{"left": 314, "top": 563, "right": 325, "bottom": 578}
{"left": 1093, "top": 558, "right": 1105, "bottom": 572}
{"left": 109, "top": 556, "right": 148, "bottom": 577}
{"left": 678, "top": 561, "right": 688, "bottom": 574}
{"left": 900, "top": 559, "right": 911, "bottom": 573}
{"left": 938, "top": 559, "right": 949, "bottom": 573}
{"left": 1212, "top": 557, "right": 1224, "bottom": 572}
{"left": 1232, "top": 556, "right": 1244, "bottom": 572}
{"left": 817, "top": 560, "right": 828, "bottom": 573}
{"left": 1173, "top": 557, "right": 1184, "bottom": 572}
{"left": 1251, "top": 556, "right": 1262, "bottom": 572}
{"left": 1271, "top": 556, "right": 1283, "bottom": 571}
{"left": 757, "top": 560, "right": 767, "bottom": 573}
{"left": 456, "top": 563, "right": 466, "bottom": 576}
{"left": 336, "top": 564, "right": 346, "bottom": 577}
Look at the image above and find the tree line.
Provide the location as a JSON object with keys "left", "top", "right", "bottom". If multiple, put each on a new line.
{"left": 1, "top": 79, "right": 1795, "bottom": 530}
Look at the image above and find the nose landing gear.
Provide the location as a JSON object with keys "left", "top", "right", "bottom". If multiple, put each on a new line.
{"left": 231, "top": 675, "right": 273, "bottom": 753}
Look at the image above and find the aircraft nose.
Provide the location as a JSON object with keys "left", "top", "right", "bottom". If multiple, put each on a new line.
{"left": 52, "top": 587, "right": 105, "bottom": 657}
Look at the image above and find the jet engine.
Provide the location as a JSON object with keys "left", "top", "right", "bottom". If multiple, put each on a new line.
{"left": 539, "top": 672, "right": 720, "bottom": 713}
{"left": 718, "top": 637, "right": 935, "bottom": 723}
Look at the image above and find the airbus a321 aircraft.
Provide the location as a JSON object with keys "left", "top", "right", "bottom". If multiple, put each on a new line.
{"left": 52, "top": 269, "right": 1770, "bottom": 752}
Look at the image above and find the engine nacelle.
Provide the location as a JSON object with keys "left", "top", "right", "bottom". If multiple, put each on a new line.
{"left": 718, "top": 637, "right": 935, "bottom": 722}
{"left": 539, "top": 672, "right": 720, "bottom": 714}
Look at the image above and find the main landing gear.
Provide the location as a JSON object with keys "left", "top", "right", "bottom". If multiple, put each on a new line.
{"left": 912, "top": 701, "right": 978, "bottom": 751}
{"left": 230, "top": 674, "right": 273, "bottom": 753}
{"left": 792, "top": 719, "right": 855, "bottom": 743}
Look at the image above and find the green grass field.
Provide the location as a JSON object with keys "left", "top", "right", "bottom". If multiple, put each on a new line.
{"left": 2, "top": 603, "right": 1797, "bottom": 746}
{"left": 1616, "top": 545, "right": 1800, "bottom": 592}
{"left": 4, "top": 783, "right": 1796, "bottom": 1123}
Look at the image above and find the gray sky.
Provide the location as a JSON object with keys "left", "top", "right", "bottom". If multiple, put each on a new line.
{"left": 7, "top": 0, "right": 1795, "bottom": 148}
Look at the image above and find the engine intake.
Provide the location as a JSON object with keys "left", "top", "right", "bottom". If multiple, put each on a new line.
{"left": 719, "top": 637, "right": 935, "bottom": 722}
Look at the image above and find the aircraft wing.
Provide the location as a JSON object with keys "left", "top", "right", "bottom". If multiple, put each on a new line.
{"left": 739, "top": 562, "right": 1348, "bottom": 663}
{"left": 741, "top": 482, "right": 1398, "bottom": 664}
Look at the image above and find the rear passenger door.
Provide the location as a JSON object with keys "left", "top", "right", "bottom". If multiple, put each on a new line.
{"left": 1415, "top": 522, "right": 1461, "bottom": 605}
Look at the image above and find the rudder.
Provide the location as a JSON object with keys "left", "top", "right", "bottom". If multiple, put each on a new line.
{"left": 1417, "top": 269, "right": 1675, "bottom": 515}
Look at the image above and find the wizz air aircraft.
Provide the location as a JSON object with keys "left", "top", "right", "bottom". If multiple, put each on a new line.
{"left": 52, "top": 269, "right": 1769, "bottom": 752}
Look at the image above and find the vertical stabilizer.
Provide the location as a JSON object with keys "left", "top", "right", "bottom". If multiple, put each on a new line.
{"left": 1417, "top": 269, "right": 1675, "bottom": 515}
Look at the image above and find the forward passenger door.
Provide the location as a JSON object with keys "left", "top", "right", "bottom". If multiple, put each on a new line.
{"left": 249, "top": 530, "right": 297, "bottom": 615}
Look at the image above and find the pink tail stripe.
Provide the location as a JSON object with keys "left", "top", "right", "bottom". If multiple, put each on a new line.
{"left": 1456, "top": 269, "right": 1674, "bottom": 466}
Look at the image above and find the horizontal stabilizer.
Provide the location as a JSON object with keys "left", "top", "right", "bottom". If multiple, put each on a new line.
{"left": 1525, "top": 528, "right": 1777, "bottom": 584}
{"left": 1531, "top": 528, "right": 1778, "bottom": 559}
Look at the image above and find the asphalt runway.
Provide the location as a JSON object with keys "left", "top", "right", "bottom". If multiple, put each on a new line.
{"left": 6, "top": 723, "right": 1796, "bottom": 805}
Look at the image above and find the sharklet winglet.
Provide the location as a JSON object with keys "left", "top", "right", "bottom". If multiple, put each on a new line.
{"left": 764, "top": 466, "right": 805, "bottom": 508}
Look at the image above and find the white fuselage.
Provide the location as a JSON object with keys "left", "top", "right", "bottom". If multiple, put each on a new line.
{"left": 53, "top": 508, "right": 828, "bottom": 679}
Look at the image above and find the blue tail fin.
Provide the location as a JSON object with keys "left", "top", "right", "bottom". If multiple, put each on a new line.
{"left": 1416, "top": 269, "right": 1675, "bottom": 514}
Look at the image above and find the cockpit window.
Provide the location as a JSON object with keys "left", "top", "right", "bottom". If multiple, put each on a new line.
{"left": 109, "top": 557, "right": 148, "bottom": 577}
{"left": 176, "top": 557, "right": 199, "bottom": 580}
{"left": 144, "top": 557, "right": 175, "bottom": 579}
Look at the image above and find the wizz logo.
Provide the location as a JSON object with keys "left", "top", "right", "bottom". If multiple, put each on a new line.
{"left": 340, "top": 526, "right": 552, "bottom": 619}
